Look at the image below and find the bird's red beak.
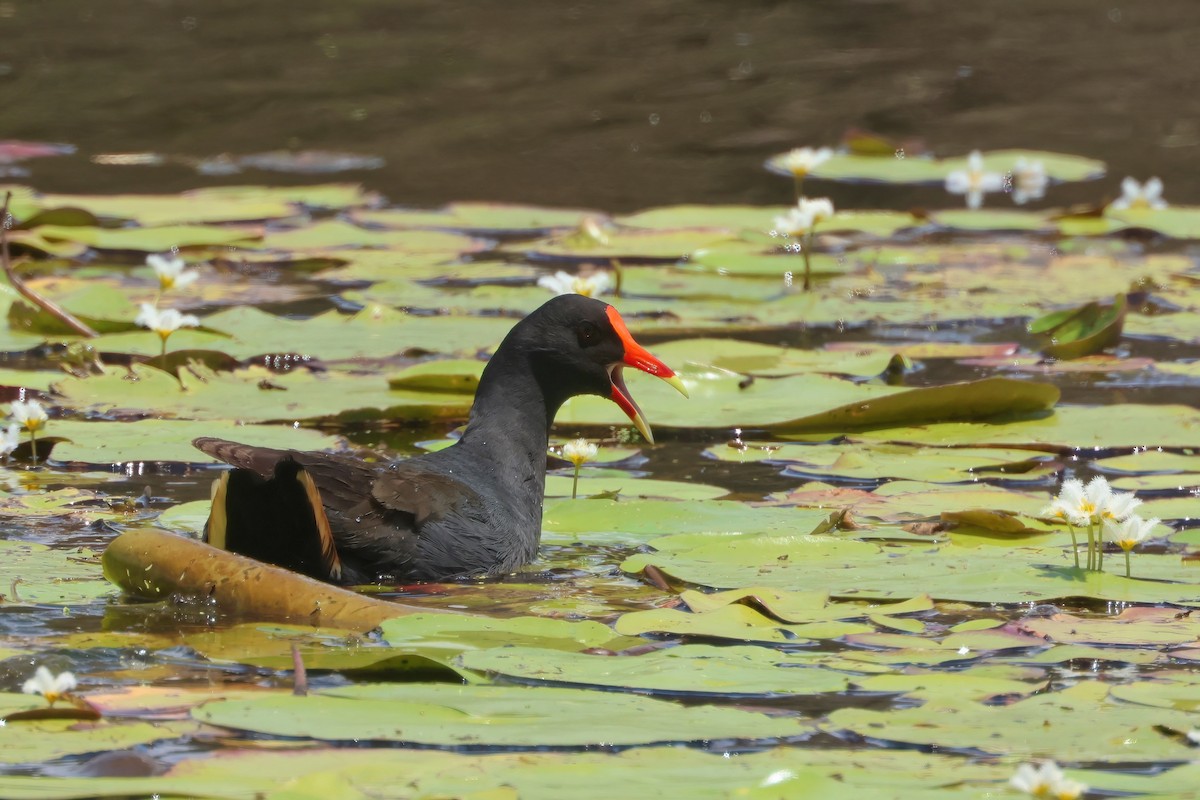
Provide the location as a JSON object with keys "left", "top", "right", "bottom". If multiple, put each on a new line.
{"left": 605, "top": 305, "right": 688, "bottom": 444}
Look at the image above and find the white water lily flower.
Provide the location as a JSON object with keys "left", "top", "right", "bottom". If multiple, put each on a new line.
{"left": 562, "top": 438, "right": 599, "bottom": 467}
{"left": 1188, "top": 729, "right": 1200, "bottom": 746}
{"left": 1099, "top": 487, "right": 1142, "bottom": 522}
{"left": 777, "top": 146, "right": 834, "bottom": 177}
{"left": 1010, "top": 158, "right": 1048, "bottom": 205}
{"left": 22, "top": 666, "right": 77, "bottom": 705}
{"left": 798, "top": 197, "right": 834, "bottom": 225}
{"left": 146, "top": 254, "right": 198, "bottom": 292}
{"left": 774, "top": 197, "right": 834, "bottom": 237}
{"left": 774, "top": 206, "right": 814, "bottom": 237}
{"left": 1110, "top": 176, "right": 1168, "bottom": 210}
{"left": 945, "top": 150, "right": 1005, "bottom": 209}
{"left": 10, "top": 399, "right": 48, "bottom": 433}
{"left": 1010, "top": 761, "right": 1067, "bottom": 797}
{"left": 1040, "top": 477, "right": 1088, "bottom": 526}
{"left": 1104, "top": 514, "right": 1160, "bottom": 551}
{"left": 537, "top": 271, "right": 611, "bottom": 298}
{"left": 135, "top": 303, "right": 201, "bottom": 340}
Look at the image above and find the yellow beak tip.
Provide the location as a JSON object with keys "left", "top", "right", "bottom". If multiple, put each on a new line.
{"left": 664, "top": 374, "right": 689, "bottom": 399}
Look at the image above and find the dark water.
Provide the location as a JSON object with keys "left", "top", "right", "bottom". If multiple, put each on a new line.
{"left": 3, "top": 0, "right": 1199, "bottom": 211}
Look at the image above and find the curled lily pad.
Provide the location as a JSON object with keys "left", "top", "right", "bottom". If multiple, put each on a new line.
{"left": 1030, "top": 294, "right": 1126, "bottom": 359}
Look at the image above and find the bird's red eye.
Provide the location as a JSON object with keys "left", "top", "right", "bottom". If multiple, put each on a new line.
{"left": 577, "top": 320, "right": 599, "bottom": 347}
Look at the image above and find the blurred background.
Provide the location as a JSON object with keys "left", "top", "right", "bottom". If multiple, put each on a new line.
{"left": 2, "top": 0, "right": 1197, "bottom": 211}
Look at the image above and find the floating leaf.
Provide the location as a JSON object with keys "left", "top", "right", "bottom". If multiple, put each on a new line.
{"left": 1030, "top": 294, "right": 1126, "bottom": 359}
{"left": 460, "top": 644, "right": 850, "bottom": 696}
{"left": 193, "top": 683, "right": 811, "bottom": 746}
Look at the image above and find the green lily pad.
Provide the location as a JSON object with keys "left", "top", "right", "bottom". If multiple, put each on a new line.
{"left": 255, "top": 220, "right": 482, "bottom": 253}
{"left": 509, "top": 228, "right": 736, "bottom": 263}
{"left": 0, "top": 715, "right": 198, "bottom": 765}
{"left": 459, "top": 644, "right": 851, "bottom": 696}
{"left": 622, "top": 527, "right": 1200, "bottom": 605}
{"left": 772, "top": 149, "right": 1105, "bottom": 185}
{"left": 353, "top": 203, "right": 602, "bottom": 233}
{"left": 0, "top": 746, "right": 1017, "bottom": 800}
{"left": 1106, "top": 205, "right": 1200, "bottom": 239}
{"left": 614, "top": 603, "right": 875, "bottom": 644}
{"left": 192, "top": 683, "right": 810, "bottom": 746}
{"left": 705, "top": 441, "right": 1058, "bottom": 483}
{"left": 0, "top": 540, "right": 113, "bottom": 605}
{"left": 36, "top": 223, "right": 260, "bottom": 252}
{"left": 51, "top": 364, "right": 472, "bottom": 425}
{"left": 929, "top": 209, "right": 1051, "bottom": 232}
{"left": 1031, "top": 294, "right": 1126, "bottom": 359}
{"left": 44, "top": 419, "right": 342, "bottom": 465}
{"left": 826, "top": 682, "right": 1197, "bottom": 761}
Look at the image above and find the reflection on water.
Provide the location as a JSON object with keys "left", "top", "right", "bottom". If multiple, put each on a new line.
{"left": 2, "top": 0, "right": 1198, "bottom": 210}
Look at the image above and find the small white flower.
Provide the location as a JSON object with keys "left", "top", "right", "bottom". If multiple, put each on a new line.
{"left": 1099, "top": 488, "right": 1142, "bottom": 522}
{"left": 774, "top": 206, "right": 814, "bottom": 237}
{"left": 956, "top": 645, "right": 970, "bottom": 655}
{"left": 1010, "top": 158, "right": 1048, "bottom": 205}
{"left": 562, "top": 438, "right": 599, "bottom": 467}
{"left": 1040, "top": 477, "right": 1088, "bottom": 526}
{"left": 1104, "top": 514, "right": 1160, "bottom": 552}
{"left": 1110, "top": 177, "right": 1168, "bottom": 211}
{"left": 945, "top": 150, "right": 1005, "bottom": 209}
{"left": 537, "top": 271, "right": 611, "bottom": 298}
{"left": 798, "top": 197, "right": 834, "bottom": 225}
{"left": 774, "top": 197, "right": 835, "bottom": 238}
{"left": 0, "top": 423, "right": 21, "bottom": 459}
{"left": 10, "top": 399, "right": 48, "bottom": 433}
{"left": 135, "top": 303, "right": 201, "bottom": 340}
{"left": 22, "top": 666, "right": 77, "bottom": 705}
{"left": 777, "top": 146, "right": 834, "bottom": 176}
{"left": 1010, "top": 761, "right": 1066, "bottom": 797}
{"left": 146, "top": 254, "right": 198, "bottom": 292}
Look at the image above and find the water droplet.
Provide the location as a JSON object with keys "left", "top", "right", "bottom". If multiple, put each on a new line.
{"left": 894, "top": 148, "right": 905, "bottom": 160}
{"left": 699, "top": 111, "right": 712, "bottom": 123}
{"left": 648, "top": 113, "right": 660, "bottom": 126}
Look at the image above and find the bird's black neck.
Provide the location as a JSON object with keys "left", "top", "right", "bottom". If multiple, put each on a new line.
{"left": 455, "top": 346, "right": 555, "bottom": 498}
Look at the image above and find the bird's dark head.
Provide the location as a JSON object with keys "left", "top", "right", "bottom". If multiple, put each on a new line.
{"left": 507, "top": 294, "right": 688, "bottom": 443}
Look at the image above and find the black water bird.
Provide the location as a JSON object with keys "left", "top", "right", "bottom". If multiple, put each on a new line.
{"left": 195, "top": 294, "right": 687, "bottom": 584}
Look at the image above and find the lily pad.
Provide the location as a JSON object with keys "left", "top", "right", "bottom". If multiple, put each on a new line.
{"left": 192, "top": 683, "right": 811, "bottom": 746}
{"left": 459, "top": 644, "right": 851, "bottom": 696}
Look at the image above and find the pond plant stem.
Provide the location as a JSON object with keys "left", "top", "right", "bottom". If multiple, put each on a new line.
{"left": 1125, "top": 550, "right": 1132, "bottom": 579}
{"left": 1067, "top": 525, "right": 1080, "bottom": 568}
{"left": 571, "top": 463, "right": 581, "bottom": 499}
{"left": 801, "top": 232, "right": 813, "bottom": 291}
{"left": 0, "top": 192, "right": 99, "bottom": 338}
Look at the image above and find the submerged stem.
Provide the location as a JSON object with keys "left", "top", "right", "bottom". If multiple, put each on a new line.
{"left": 1125, "top": 550, "right": 1132, "bottom": 579}
{"left": 571, "top": 464, "right": 580, "bottom": 500}
{"left": 802, "top": 231, "right": 813, "bottom": 291}
{"left": 28, "top": 427, "right": 37, "bottom": 466}
{"left": 1067, "top": 525, "right": 1080, "bottom": 568}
